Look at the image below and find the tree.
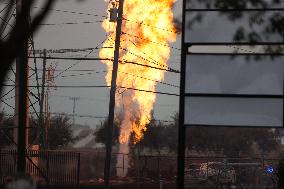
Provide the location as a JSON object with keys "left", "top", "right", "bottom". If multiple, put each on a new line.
{"left": 162, "top": 113, "right": 281, "bottom": 156}
{"left": 29, "top": 115, "right": 75, "bottom": 149}
{"left": 137, "top": 116, "right": 178, "bottom": 153}
{"left": 94, "top": 118, "right": 120, "bottom": 146}
{"left": 186, "top": 126, "right": 280, "bottom": 156}
{"left": 0, "top": 113, "right": 75, "bottom": 149}
{"left": 94, "top": 115, "right": 178, "bottom": 153}
{"left": 180, "top": 0, "right": 284, "bottom": 53}
{"left": 0, "top": 0, "right": 55, "bottom": 94}
{"left": 47, "top": 115, "right": 75, "bottom": 149}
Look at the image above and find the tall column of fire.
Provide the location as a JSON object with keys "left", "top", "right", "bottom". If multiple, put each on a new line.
{"left": 100, "top": 0, "right": 177, "bottom": 177}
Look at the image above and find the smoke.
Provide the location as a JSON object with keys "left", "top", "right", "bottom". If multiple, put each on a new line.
{"left": 116, "top": 143, "right": 129, "bottom": 177}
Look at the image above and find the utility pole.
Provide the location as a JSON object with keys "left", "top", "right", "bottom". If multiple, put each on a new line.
{"left": 69, "top": 97, "right": 79, "bottom": 127}
{"left": 39, "top": 49, "right": 47, "bottom": 148}
{"left": 104, "top": 0, "right": 124, "bottom": 188}
{"left": 16, "top": 0, "right": 29, "bottom": 173}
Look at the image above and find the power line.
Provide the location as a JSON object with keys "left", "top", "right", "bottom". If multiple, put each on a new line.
{"left": 53, "top": 34, "right": 112, "bottom": 78}
{"left": 107, "top": 36, "right": 179, "bottom": 72}
{"left": 39, "top": 20, "right": 104, "bottom": 26}
{"left": 30, "top": 5, "right": 107, "bottom": 18}
{"left": 122, "top": 17, "right": 179, "bottom": 34}
{"left": 60, "top": 71, "right": 107, "bottom": 78}
{"left": 2, "top": 84, "right": 180, "bottom": 96}
{"left": 29, "top": 56, "right": 110, "bottom": 61}
{"left": 119, "top": 86, "right": 180, "bottom": 96}
{"left": 122, "top": 31, "right": 181, "bottom": 51}
{"left": 107, "top": 36, "right": 180, "bottom": 73}
{"left": 31, "top": 47, "right": 113, "bottom": 54}
{"left": 35, "top": 69, "right": 103, "bottom": 72}
{"left": 52, "top": 95, "right": 178, "bottom": 107}
{"left": 117, "top": 71, "right": 180, "bottom": 88}
{"left": 121, "top": 59, "right": 180, "bottom": 73}
{"left": 56, "top": 70, "right": 179, "bottom": 88}
{"left": 3, "top": 112, "right": 107, "bottom": 119}
{"left": 28, "top": 56, "right": 180, "bottom": 73}
{"left": 2, "top": 112, "right": 176, "bottom": 123}
{"left": 120, "top": 47, "right": 171, "bottom": 70}
{"left": 51, "top": 95, "right": 108, "bottom": 102}
{"left": 47, "top": 112, "right": 107, "bottom": 119}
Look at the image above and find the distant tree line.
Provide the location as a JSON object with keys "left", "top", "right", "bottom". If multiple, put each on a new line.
{"left": 94, "top": 113, "right": 281, "bottom": 156}
{"left": 0, "top": 112, "right": 75, "bottom": 149}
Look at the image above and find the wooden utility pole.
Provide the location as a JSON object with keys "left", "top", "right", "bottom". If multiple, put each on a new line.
{"left": 16, "top": 0, "right": 29, "bottom": 173}
{"left": 104, "top": 0, "right": 125, "bottom": 188}
{"left": 39, "top": 49, "right": 47, "bottom": 148}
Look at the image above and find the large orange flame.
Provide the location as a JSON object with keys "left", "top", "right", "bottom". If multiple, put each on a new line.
{"left": 100, "top": 0, "right": 177, "bottom": 145}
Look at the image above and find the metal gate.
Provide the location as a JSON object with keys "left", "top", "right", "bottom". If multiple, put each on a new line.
{"left": 0, "top": 149, "right": 80, "bottom": 186}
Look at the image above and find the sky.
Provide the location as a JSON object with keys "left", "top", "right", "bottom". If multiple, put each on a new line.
{"left": 0, "top": 0, "right": 182, "bottom": 127}
{"left": 1, "top": 0, "right": 284, "bottom": 129}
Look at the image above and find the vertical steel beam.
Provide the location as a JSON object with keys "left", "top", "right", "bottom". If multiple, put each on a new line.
{"left": 177, "top": 0, "right": 187, "bottom": 188}
{"left": 16, "top": 0, "right": 29, "bottom": 173}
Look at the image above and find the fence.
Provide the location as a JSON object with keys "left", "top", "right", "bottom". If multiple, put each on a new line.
{"left": 77, "top": 150, "right": 177, "bottom": 187}
{"left": 2, "top": 149, "right": 279, "bottom": 188}
{"left": 0, "top": 149, "right": 80, "bottom": 186}
{"left": 184, "top": 156, "right": 280, "bottom": 189}
{"left": 104, "top": 153, "right": 280, "bottom": 188}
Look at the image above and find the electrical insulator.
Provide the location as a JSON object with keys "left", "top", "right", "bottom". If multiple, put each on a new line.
{"left": 109, "top": 7, "right": 118, "bottom": 22}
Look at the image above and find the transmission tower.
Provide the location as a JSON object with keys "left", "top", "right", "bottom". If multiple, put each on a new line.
{"left": 69, "top": 97, "right": 80, "bottom": 127}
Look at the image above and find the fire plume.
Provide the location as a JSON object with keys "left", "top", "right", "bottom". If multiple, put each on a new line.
{"left": 100, "top": 0, "right": 176, "bottom": 154}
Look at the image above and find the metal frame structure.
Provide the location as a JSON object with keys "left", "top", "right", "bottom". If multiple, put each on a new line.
{"left": 0, "top": 1, "right": 47, "bottom": 177}
{"left": 178, "top": 1, "right": 284, "bottom": 188}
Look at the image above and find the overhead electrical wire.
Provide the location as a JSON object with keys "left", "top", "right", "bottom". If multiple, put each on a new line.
{"left": 51, "top": 94, "right": 178, "bottom": 107}
{"left": 51, "top": 95, "right": 108, "bottom": 102}
{"left": 28, "top": 56, "right": 180, "bottom": 73}
{"left": 28, "top": 5, "right": 108, "bottom": 18}
{"left": 2, "top": 84, "right": 180, "bottom": 96}
{"left": 122, "top": 31, "right": 181, "bottom": 51}
{"left": 29, "top": 47, "right": 114, "bottom": 56}
{"left": 39, "top": 20, "right": 104, "bottom": 26}
{"left": 59, "top": 71, "right": 107, "bottom": 78}
{"left": 56, "top": 70, "right": 179, "bottom": 88}
{"left": 122, "top": 17, "right": 179, "bottom": 34}
{"left": 53, "top": 34, "right": 112, "bottom": 78}
{"left": 107, "top": 36, "right": 179, "bottom": 72}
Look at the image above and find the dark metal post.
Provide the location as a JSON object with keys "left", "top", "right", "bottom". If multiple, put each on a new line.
{"left": 16, "top": 0, "right": 29, "bottom": 173}
{"left": 77, "top": 153, "right": 81, "bottom": 188}
{"left": 46, "top": 151, "right": 50, "bottom": 185}
{"left": 104, "top": 0, "right": 125, "bottom": 188}
{"left": 177, "top": 0, "right": 187, "bottom": 188}
{"left": 136, "top": 145, "right": 141, "bottom": 189}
